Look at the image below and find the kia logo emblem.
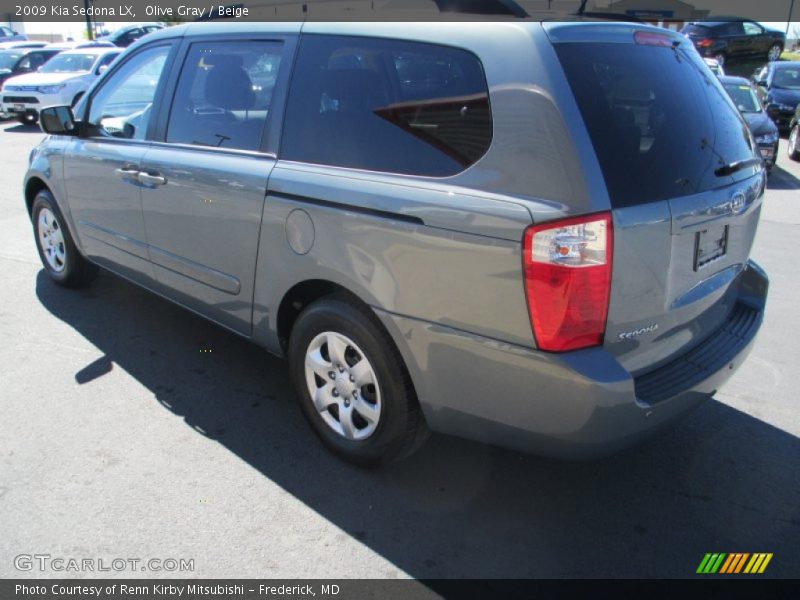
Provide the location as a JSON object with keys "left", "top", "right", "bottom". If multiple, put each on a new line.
{"left": 730, "top": 191, "right": 747, "bottom": 215}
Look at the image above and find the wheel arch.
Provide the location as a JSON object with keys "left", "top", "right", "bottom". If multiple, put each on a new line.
{"left": 25, "top": 176, "right": 51, "bottom": 217}
{"left": 276, "top": 279, "right": 377, "bottom": 353}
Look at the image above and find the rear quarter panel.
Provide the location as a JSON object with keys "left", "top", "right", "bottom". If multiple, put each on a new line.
{"left": 253, "top": 22, "right": 611, "bottom": 353}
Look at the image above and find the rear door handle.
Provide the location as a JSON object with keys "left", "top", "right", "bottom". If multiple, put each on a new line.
{"left": 137, "top": 172, "right": 167, "bottom": 186}
{"left": 114, "top": 167, "right": 140, "bottom": 179}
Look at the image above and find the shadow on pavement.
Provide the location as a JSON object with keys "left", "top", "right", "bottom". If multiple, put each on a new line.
{"left": 767, "top": 163, "right": 800, "bottom": 190}
{"left": 2, "top": 123, "right": 44, "bottom": 134}
{"left": 35, "top": 270, "right": 800, "bottom": 578}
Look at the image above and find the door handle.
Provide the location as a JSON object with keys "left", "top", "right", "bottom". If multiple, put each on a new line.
{"left": 114, "top": 167, "right": 140, "bottom": 179}
{"left": 137, "top": 172, "right": 167, "bottom": 186}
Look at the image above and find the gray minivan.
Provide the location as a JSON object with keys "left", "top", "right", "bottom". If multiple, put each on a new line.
{"left": 26, "top": 21, "right": 768, "bottom": 465}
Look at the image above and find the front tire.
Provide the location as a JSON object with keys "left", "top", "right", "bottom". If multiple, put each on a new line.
{"left": 788, "top": 125, "right": 800, "bottom": 161}
{"left": 288, "top": 296, "right": 428, "bottom": 466}
{"left": 32, "top": 190, "right": 98, "bottom": 287}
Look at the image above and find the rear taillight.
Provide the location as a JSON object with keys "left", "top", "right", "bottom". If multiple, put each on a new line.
{"left": 522, "top": 213, "right": 613, "bottom": 353}
{"left": 697, "top": 38, "right": 714, "bottom": 48}
{"left": 634, "top": 30, "right": 676, "bottom": 47}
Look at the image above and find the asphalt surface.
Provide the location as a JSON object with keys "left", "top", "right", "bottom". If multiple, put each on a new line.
{"left": 0, "top": 117, "right": 798, "bottom": 581}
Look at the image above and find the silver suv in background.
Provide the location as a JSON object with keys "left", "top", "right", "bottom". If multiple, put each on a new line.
{"left": 26, "top": 22, "right": 768, "bottom": 465}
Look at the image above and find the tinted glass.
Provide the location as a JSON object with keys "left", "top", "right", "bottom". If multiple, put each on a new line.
{"left": 166, "top": 41, "right": 283, "bottom": 152}
{"left": 743, "top": 22, "right": 763, "bottom": 36}
{"left": 282, "top": 35, "right": 492, "bottom": 177}
{"left": 773, "top": 66, "right": 800, "bottom": 90}
{"left": 720, "top": 22, "right": 744, "bottom": 36}
{"left": 88, "top": 45, "right": 170, "bottom": 140}
{"left": 682, "top": 24, "right": 710, "bottom": 36}
{"left": 41, "top": 53, "right": 97, "bottom": 73}
{"left": 18, "top": 53, "right": 45, "bottom": 71}
{"left": 97, "top": 52, "right": 120, "bottom": 69}
{"left": 556, "top": 42, "right": 754, "bottom": 208}
{"left": 723, "top": 83, "right": 762, "bottom": 113}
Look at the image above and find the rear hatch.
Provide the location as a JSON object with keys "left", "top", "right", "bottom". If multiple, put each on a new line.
{"left": 549, "top": 24, "right": 765, "bottom": 375}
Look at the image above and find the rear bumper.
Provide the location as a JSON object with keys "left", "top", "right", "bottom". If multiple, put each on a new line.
{"left": 376, "top": 261, "right": 768, "bottom": 459}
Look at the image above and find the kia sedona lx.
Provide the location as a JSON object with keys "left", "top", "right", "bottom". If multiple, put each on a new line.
{"left": 26, "top": 22, "right": 768, "bottom": 466}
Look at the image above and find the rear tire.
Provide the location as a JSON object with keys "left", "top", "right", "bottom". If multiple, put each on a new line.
{"left": 288, "top": 296, "right": 428, "bottom": 466}
{"left": 17, "top": 114, "right": 36, "bottom": 125}
{"left": 788, "top": 125, "right": 800, "bottom": 161}
{"left": 32, "top": 190, "right": 98, "bottom": 288}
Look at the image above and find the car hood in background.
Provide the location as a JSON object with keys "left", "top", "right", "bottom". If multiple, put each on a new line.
{"left": 2, "top": 71, "right": 84, "bottom": 88}
{"left": 742, "top": 111, "right": 779, "bottom": 136}
{"left": 767, "top": 87, "right": 800, "bottom": 106}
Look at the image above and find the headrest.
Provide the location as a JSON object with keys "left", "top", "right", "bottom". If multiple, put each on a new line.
{"left": 204, "top": 55, "right": 255, "bottom": 110}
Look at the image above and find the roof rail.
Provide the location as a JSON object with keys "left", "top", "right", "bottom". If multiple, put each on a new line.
{"left": 200, "top": 0, "right": 531, "bottom": 20}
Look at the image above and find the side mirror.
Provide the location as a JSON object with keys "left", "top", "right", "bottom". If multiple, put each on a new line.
{"left": 96, "top": 64, "right": 109, "bottom": 76}
{"left": 39, "top": 106, "right": 78, "bottom": 136}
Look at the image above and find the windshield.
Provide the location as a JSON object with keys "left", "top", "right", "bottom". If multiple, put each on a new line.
{"left": 0, "top": 52, "right": 22, "bottom": 70}
{"left": 556, "top": 41, "right": 754, "bottom": 208}
{"left": 773, "top": 67, "right": 800, "bottom": 90}
{"left": 40, "top": 53, "right": 97, "bottom": 73}
{"left": 724, "top": 83, "right": 762, "bottom": 113}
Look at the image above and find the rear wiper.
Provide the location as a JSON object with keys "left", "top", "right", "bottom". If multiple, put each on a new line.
{"left": 714, "top": 157, "right": 763, "bottom": 177}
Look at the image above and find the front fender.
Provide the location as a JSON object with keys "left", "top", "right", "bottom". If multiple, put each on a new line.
{"left": 24, "top": 138, "right": 83, "bottom": 252}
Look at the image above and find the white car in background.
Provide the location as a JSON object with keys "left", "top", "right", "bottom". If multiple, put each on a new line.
{"left": 1, "top": 47, "right": 120, "bottom": 124}
{"left": 703, "top": 57, "right": 725, "bottom": 77}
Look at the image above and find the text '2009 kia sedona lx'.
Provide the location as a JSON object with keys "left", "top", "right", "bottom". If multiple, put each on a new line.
{"left": 26, "top": 21, "right": 768, "bottom": 466}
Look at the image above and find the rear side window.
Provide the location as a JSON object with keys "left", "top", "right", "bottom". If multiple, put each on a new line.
{"left": 97, "top": 52, "right": 119, "bottom": 70}
{"left": 166, "top": 41, "right": 284, "bottom": 152}
{"left": 719, "top": 23, "right": 744, "bottom": 37}
{"left": 682, "top": 24, "right": 710, "bottom": 37}
{"left": 281, "top": 35, "right": 492, "bottom": 177}
{"left": 556, "top": 42, "right": 754, "bottom": 208}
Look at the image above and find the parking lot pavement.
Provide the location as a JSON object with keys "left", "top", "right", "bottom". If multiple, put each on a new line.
{"left": 0, "top": 119, "right": 798, "bottom": 580}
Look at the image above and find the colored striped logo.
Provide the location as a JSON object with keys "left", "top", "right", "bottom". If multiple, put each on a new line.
{"left": 696, "top": 553, "right": 773, "bottom": 574}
